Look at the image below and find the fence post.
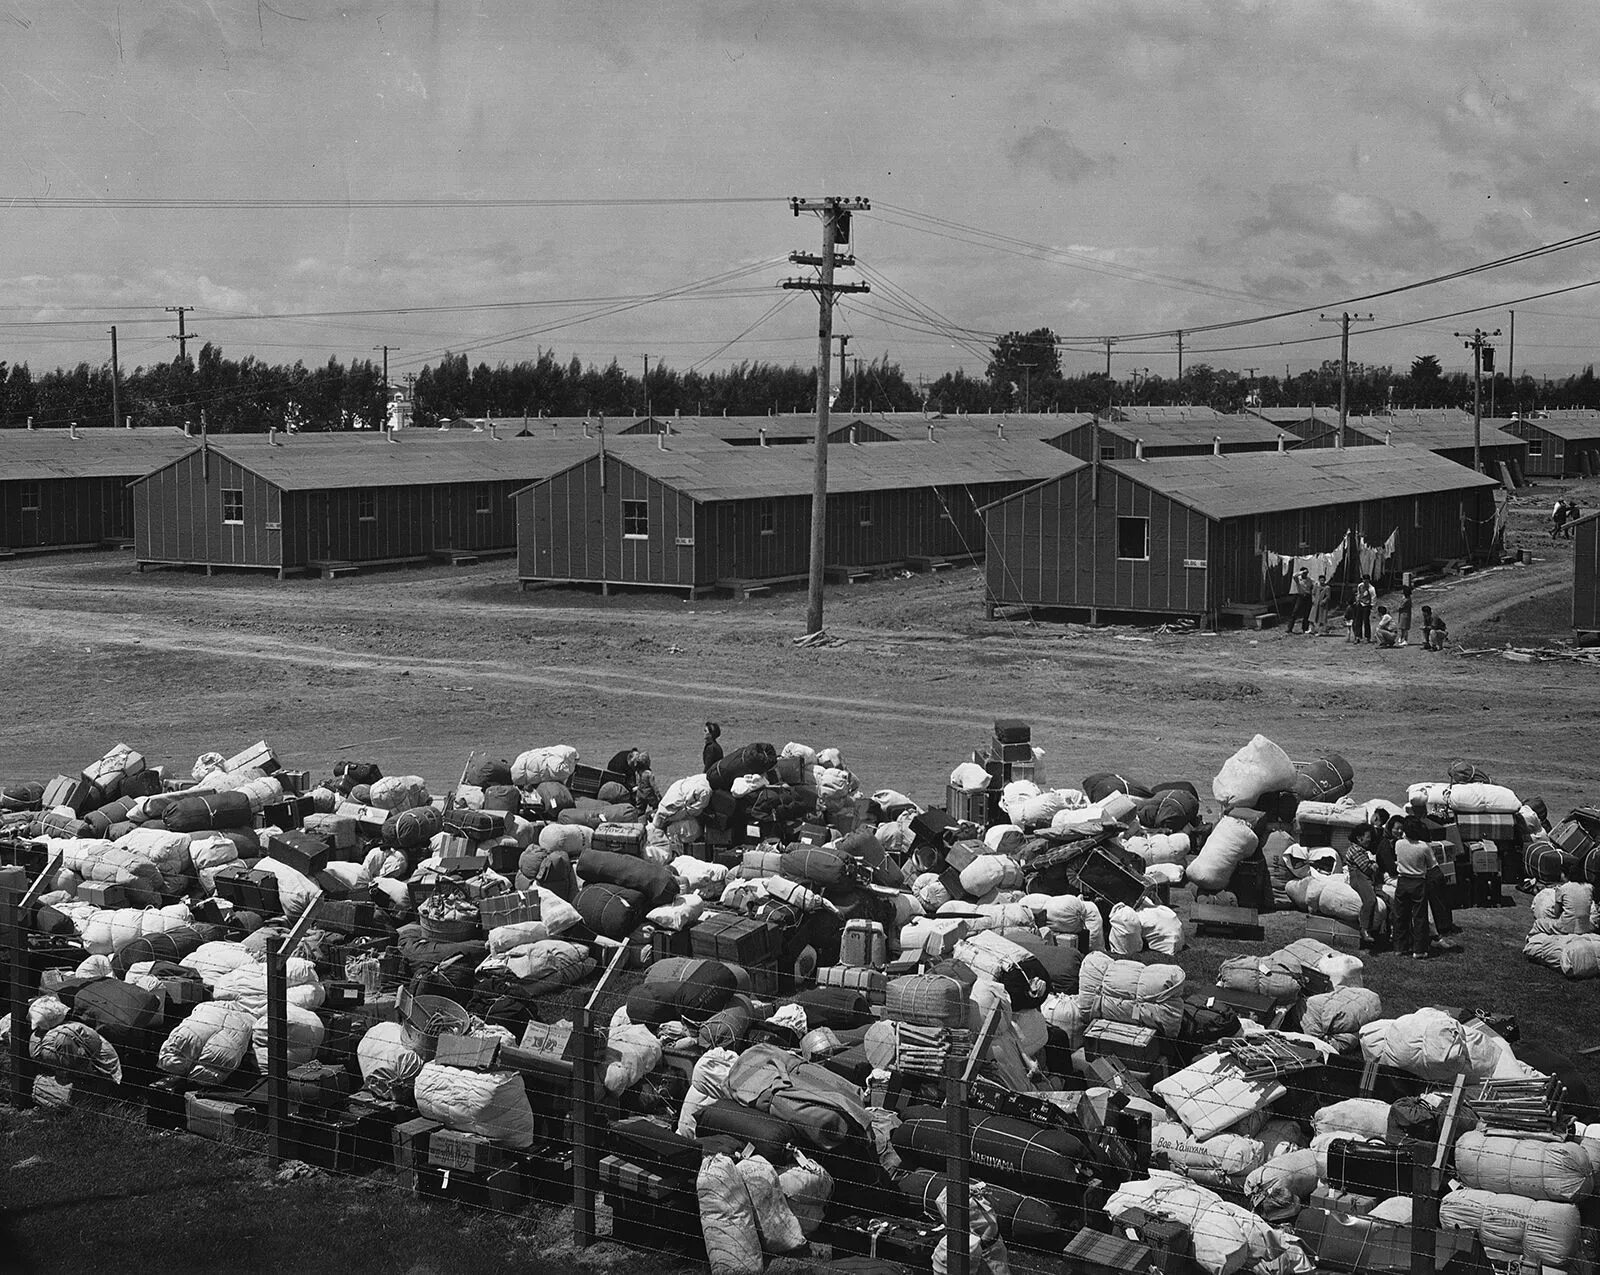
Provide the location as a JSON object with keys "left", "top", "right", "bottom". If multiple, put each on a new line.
{"left": 573, "top": 942, "right": 630, "bottom": 1249}
{"left": 945, "top": 1001, "right": 1004, "bottom": 1275}
{"left": 1410, "top": 1073, "right": 1466, "bottom": 1275}
{"left": 267, "top": 893, "right": 323, "bottom": 1170}
{"left": 7, "top": 851, "right": 61, "bottom": 1111}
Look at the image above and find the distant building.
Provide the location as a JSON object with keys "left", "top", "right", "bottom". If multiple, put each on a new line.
{"left": 131, "top": 431, "right": 596, "bottom": 577}
{"left": 1055, "top": 408, "right": 1287, "bottom": 462}
{"left": 1499, "top": 410, "right": 1600, "bottom": 478}
{"left": 981, "top": 443, "right": 1501, "bottom": 626}
{"left": 0, "top": 427, "right": 192, "bottom": 556}
{"left": 512, "top": 436, "right": 1081, "bottom": 596}
{"left": 1343, "top": 409, "right": 1528, "bottom": 483}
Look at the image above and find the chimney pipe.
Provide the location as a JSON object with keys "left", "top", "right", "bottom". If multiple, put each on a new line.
{"left": 1384, "top": 430, "right": 1393, "bottom": 446}
{"left": 268, "top": 427, "right": 278, "bottom": 446}
{"left": 1277, "top": 432, "right": 1287, "bottom": 453}
{"left": 489, "top": 420, "right": 498, "bottom": 441}
{"left": 70, "top": 421, "right": 79, "bottom": 440}
{"left": 184, "top": 420, "right": 191, "bottom": 437}
{"left": 26, "top": 416, "right": 33, "bottom": 431}
{"left": 1335, "top": 423, "right": 1345, "bottom": 450}
{"left": 927, "top": 423, "right": 935, "bottom": 442}
{"left": 125, "top": 415, "right": 132, "bottom": 429}
{"left": 850, "top": 423, "right": 859, "bottom": 445}
{"left": 1135, "top": 437, "right": 1144, "bottom": 460}
{"left": 997, "top": 422, "right": 1005, "bottom": 441}
{"left": 657, "top": 429, "right": 667, "bottom": 450}
{"left": 759, "top": 427, "right": 768, "bottom": 447}
{"left": 583, "top": 421, "right": 591, "bottom": 438}
{"left": 1213, "top": 435, "right": 1222, "bottom": 456}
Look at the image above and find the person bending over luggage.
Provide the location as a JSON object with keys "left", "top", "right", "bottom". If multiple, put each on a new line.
{"left": 702, "top": 721, "right": 723, "bottom": 773}
{"left": 1392, "top": 816, "right": 1438, "bottom": 959}
{"left": 1374, "top": 606, "right": 1399, "bottom": 648}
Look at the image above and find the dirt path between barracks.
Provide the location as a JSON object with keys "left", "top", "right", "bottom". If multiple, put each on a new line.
{"left": 0, "top": 473, "right": 1594, "bottom": 817}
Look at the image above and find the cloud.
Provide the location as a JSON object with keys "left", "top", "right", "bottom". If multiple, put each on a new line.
{"left": 1006, "top": 126, "right": 1114, "bottom": 185}
{"left": 1241, "top": 183, "right": 1447, "bottom": 270}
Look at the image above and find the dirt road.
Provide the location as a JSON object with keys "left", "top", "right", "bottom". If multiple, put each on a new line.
{"left": 0, "top": 476, "right": 1593, "bottom": 814}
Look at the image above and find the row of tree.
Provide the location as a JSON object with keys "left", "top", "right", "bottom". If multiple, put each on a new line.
{"left": 0, "top": 335, "right": 1596, "bottom": 432}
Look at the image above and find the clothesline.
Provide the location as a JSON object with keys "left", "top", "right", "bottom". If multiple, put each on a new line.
{"left": 1262, "top": 527, "right": 1397, "bottom": 582}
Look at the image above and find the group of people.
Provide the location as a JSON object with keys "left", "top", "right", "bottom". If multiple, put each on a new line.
{"left": 1343, "top": 809, "right": 1463, "bottom": 959}
{"left": 1285, "top": 570, "right": 1448, "bottom": 650}
{"left": 1551, "top": 497, "right": 1584, "bottom": 539}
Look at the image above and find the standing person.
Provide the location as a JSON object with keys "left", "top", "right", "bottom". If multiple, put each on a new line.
{"left": 1353, "top": 575, "right": 1376, "bottom": 644}
{"left": 1311, "top": 572, "right": 1331, "bottom": 635}
{"left": 1345, "top": 825, "right": 1388, "bottom": 948}
{"left": 1392, "top": 816, "right": 1437, "bottom": 959}
{"left": 1287, "top": 566, "right": 1314, "bottom": 634}
{"left": 1552, "top": 498, "right": 1569, "bottom": 539}
{"left": 1374, "top": 606, "right": 1399, "bottom": 648}
{"left": 1397, "top": 585, "right": 1414, "bottom": 647}
{"left": 630, "top": 751, "right": 661, "bottom": 814}
{"left": 1565, "top": 498, "right": 1582, "bottom": 537}
{"left": 702, "top": 721, "right": 724, "bottom": 773}
{"left": 1421, "top": 606, "right": 1448, "bottom": 651}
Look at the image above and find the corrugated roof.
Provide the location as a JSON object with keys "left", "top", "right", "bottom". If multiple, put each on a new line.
{"left": 852, "top": 413, "right": 1092, "bottom": 443}
{"left": 1103, "top": 442, "right": 1498, "bottom": 520}
{"left": 545, "top": 437, "right": 1087, "bottom": 502}
{"left": 1495, "top": 411, "right": 1600, "bottom": 442}
{"left": 148, "top": 432, "right": 609, "bottom": 491}
{"left": 1344, "top": 413, "right": 1525, "bottom": 451}
{"left": 1090, "top": 412, "right": 1286, "bottom": 447}
{"left": 0, "top": 428, "right": 193, "bottom": 480}
{"left": 1107, "top": 405, "right": 1226, "bottom": 425}
{"left": 1247, "top": 406, "right": 1341, "bottom": 427}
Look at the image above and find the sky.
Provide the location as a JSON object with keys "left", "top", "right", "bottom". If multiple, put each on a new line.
{"left": 3, "top": 0, "right": 1600, "bottom": 393}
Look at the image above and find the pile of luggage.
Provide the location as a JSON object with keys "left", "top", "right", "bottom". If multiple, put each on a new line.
{"left": 1, "top": 728, "right": 1597, "bottom": 1275}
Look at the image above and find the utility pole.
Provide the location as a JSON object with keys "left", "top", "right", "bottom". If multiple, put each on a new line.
{"left": 1176, "top": 330, "right": 1184, "bottom": 384}
{"left": 109, "top": 326, "right": 121, "bottom": 428}
{"left": 165, "top": 306, "right": 196, "bottom": 363}
{"left": 834, "top": 334, "right": 850, "bottom": 409}
{"left": 853, "top": 357, "right": 862, "bottom": 413}
{"left": 1508, "top": 310, "right": 1516, "bottom": 413}
{"left": 782, "top": 195, "right": 870, "bottom": 637}
{"left": 1244, "top": 367, "right": 1259, "bottom": 409}
{"left": 1319, "top": 312, "right": 1374, "bottom": 446}
{"left": 639, "top": 353, "right": 651, "bottom": 422}
{"left": 373, "top": 346, "right": 395, "bottom": 430}
{"left": 1454, "top": 327, "right": 1500, "bottom": 473}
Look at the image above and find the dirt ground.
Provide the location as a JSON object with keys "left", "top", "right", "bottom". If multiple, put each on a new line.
{"left": 0, "top": 477, "right": 1595, "bottom": 816}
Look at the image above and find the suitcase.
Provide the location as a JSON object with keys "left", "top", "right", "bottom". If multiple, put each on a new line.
{"left": 1229, "top": 855, "right": 1274, "bottom": 912}
{"left": 266, "top": 829, "right": 330, "bottom": 877}
{"left": 1063, "top": 1226, "right": 1158, "bottom": 1275}
{"left": 77, "top": 880, "right": 130, "bottom": 910}
{"left": 1194, "top": 982, "right": 1278, "bottom": 1023}
{"left": 841, "top": 918, "right": 887, "bottom": 968}
{"left": 1084, "top": 1020, "right": 1162, "bottom": 1073}
{"left": 1305, "top": 915, "right": 1362, "bottom": 951}
{"left": 284, "top": 1107, "right": 360, "bottom": 1172}
{"left": 211, "top": 863, "right": 282, "bottom": 916}
{"left": 992, "top": 718, "right": 1031, "bottom": 745}
{"left": 185, "top": 1094, "right": 259, "bottom": 1144}
{"left": 945, "top": 784, "right": 995, "bottom": 827}
{"left": 689, "top": 912, "right": 775, "bottom": 966}
{"left": 42, "top": 775, "right": 104, "bottom": 817}
{"left": 1324, "top": 1137, "right": 1409, "bottom": 1197}
{"left": 816, "top": 965, "right": 888, "bottom": 1002}
{"left": 478, "top": 889, "right": 541, "bottom": 930}
{"left": 1188, "top": 903, "right": 1265, "bottom": 940}
{"left": 1549, "top": 818, "right": 1596, "bottom": 858}
{"left": 592, "top": 823, "right": 646, "bottom": 855}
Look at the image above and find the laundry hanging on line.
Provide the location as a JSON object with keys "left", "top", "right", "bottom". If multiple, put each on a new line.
{"left": 1356, "top": 529, "right": 1398, "bottom": 578}
{"left": 1261, "top": 539, "right": 1346, "bottom": 583}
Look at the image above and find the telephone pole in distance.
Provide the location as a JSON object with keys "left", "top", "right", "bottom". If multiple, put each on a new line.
{"left": 1319, "top": 312, "right": 1374, "bottom": 446}
{"left": 166, "top": 306, "right": 197, "bottom": 363}
{"left": 782, "top": 195, "right": 870, "bottom": 638}
{"left": 1454, "top": 327, "right": 1500, "bottom": 473}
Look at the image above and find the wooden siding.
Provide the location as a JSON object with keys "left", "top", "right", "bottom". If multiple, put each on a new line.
{"left": 0, "top": 476, "right": 131, "bottom": 549}
{"left": 1502, "top": 420, "right": 1597, "bottom": 477}
{"left": 1575, "top": 516, "right": 1599, "bottom": 633}
{"left": 134, "top": 451, "right": 284, "bottom": 569}
{"left": 135, "top": 450, "right": 524, "bottom": 570}
{"left": 516, "top": 460, "right": 1025, "bottom": 587}
{"left": 517, "top": 455, "right": 698, "bottom": 587}
{"left": 984, "top": 468, "right": 1213, "bottom": 616}
{"left": 986, "top": 472, "right": 1501, "bottom": 618}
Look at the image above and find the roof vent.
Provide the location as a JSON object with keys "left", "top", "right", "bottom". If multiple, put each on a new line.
{"left": 1384, "top": 430, "right": 1392, "bottom": 445}
{"left": 268, "top": 427, "right": 280, "bottom": 446}
{"left": 759, "top": 427, "right": 768, "bottom": 447}
{"left": 1135, "top": 437, "right": 1144, "bottom": 460}
{"left": 26, "top": 415, "right": 33, "bottom": 431}
{"left": 69, "top": 421, "right": 79, "bottom": 440}
{"left": 1277, "top": 432, "right": 1287, "bottom": 453}
{"left": 850, "top": 424, "right": 859, "bottom": 445}
{"left": 927, "top": 423, "right": 935, "bottom": 442}
{"left": 997, "top": 422, "right": 1005, "bottom": 441}
{"left": 657, "top": 429, "right": 666, "bottom": 451}
{"left": 1212, "top": 435, "right": 1222, "bottom": 456}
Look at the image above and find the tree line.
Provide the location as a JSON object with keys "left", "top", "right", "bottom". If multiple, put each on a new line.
{"left": 2, "top": 334, "right": 1598, "bottom": 433}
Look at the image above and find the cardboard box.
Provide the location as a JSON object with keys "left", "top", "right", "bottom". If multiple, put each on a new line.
{"left": 224, "top": 741, "right": 278, "bottom": 774}
{"left": 428, "top": 1127, "right": 512, "bottom": 1175}
{"left": 393, "top": 1117, "right": 442, "bottom": 1189}
{"left": 77, "top": 880, "right": 129, "bottom": 909}
{"left": 185, "top": 1094, "right": 257, "bottom": 1143}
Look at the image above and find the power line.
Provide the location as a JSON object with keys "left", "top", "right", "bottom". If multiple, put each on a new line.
{"left": 0, "top": 195, "right": 787, "bottom": 210}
